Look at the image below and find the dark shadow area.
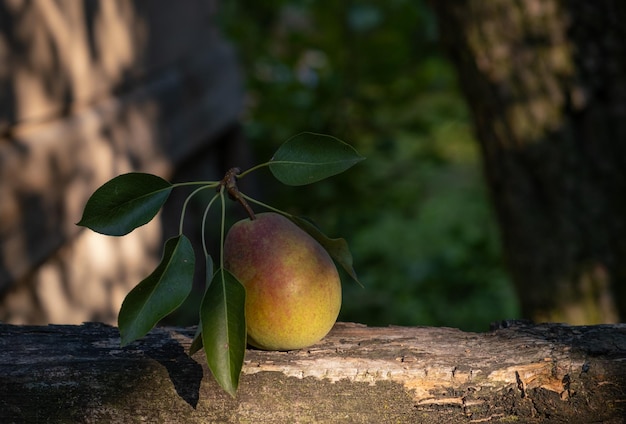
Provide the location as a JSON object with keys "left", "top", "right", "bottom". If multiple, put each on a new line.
{"left": 0, "top": 4, "right": 17, "bottom": 135}
{"left": 141, "top": 331, "right": 204, "bottom": 409}
{"left": 0, "top": 323, "right": 205, "bottom": 422}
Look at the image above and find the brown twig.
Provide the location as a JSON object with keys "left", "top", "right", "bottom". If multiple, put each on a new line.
{"left": 218, "top": 167, "right": 256, "bottom": 220}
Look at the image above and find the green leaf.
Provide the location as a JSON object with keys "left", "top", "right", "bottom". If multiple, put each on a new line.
{"left": 269, "top": 132, "right": 365, "bottom": 186}
{"left": 118, "top": 235, "right": 195, "bottom": 346}
{"left": 189, "top": 324, "right": 204, "bottom": 357}
{"left": 201, "top": 268, "right": 246, "bottom": 397}
{"left": 77, "top": 173, "right": 172, "bottom": 236}
{"left": 289, "top": 216, "right": 363, "bottom": 287}
{"left": 189, "top": 255, "right": 214, "bottom": 356}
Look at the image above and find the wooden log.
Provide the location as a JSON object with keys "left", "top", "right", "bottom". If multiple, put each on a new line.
{"left": 1, "top": 321, "right": 625, "bottom": 423}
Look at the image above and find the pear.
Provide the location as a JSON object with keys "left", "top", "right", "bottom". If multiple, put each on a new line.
{"left": 224, "top": 212, "right": 341, "bottom": 350}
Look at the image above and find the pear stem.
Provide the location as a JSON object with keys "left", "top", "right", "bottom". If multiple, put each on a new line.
{"left": 219, "top": 167, "right": 256, "bottom": 220}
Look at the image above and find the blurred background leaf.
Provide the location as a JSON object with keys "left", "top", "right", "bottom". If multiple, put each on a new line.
{"left": 218, "top": 0, "right": 519, "bottom": 331}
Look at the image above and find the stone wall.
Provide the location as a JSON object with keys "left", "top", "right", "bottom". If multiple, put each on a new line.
{"left": 0, "top": 0, "right": 248, "bottom": 324}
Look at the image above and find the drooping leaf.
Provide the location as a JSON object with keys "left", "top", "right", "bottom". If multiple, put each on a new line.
{"left": 77, "top": 173, "right": 172, "bottom": 236}
{"left": 189, "top": 254, "right": 214, "bottom": 356}
{"left": 200, "top": 268, "right": 246, "bottom": 397}
{"left": 289, "top": 215, "right": 363, "bottom": 287}
{"left": 118, "top": 235, "right": 195, "bottom": 347}
{"left": 269, "top": 132, "right": 365, "bottom": 186}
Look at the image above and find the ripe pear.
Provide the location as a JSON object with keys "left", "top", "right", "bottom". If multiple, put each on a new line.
{"left": 223, "top": 212, "right": 341, "bottom": 350}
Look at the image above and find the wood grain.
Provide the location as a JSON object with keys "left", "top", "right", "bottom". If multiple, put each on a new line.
{"left": 2, "top": 321, "right": 625, "bottom": 423}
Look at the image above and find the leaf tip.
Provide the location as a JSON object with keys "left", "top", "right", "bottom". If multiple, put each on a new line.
{"left": 353, "top": 277, "right": 365, "bottom": 288}
{"left": 223, "top": 384, "right": 238, "bottom": 398}
{"left": 119, "top": 333, "right": 132, "bottom": 348}
{"left": 75, "top": 216, "right": 93, "bottom": 230}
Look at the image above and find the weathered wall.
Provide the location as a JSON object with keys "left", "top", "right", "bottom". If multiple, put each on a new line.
{"left": 0, "top": 0, "right": 247, "bottom": 324}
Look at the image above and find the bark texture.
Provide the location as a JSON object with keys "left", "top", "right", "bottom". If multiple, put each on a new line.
{"left": 432, "top": 0, "right": 626, "bottom": 324}
{"left": 2, "top": 321, "right": 625, "bottom": 423}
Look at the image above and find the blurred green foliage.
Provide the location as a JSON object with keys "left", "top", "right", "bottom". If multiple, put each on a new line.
{"left": 218, "top": 0, "right": 519, "bottom": 331}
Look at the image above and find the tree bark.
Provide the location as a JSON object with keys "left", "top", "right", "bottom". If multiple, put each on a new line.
{"left": 431, "top": 1, "right": 626, "bottom": 324}
{"left": 2, "top": 322, "right": 625, "bottom": 423}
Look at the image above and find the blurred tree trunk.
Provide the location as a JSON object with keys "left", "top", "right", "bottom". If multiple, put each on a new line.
{"left": 431, "top": 1, "right": 626, "bottom": 324}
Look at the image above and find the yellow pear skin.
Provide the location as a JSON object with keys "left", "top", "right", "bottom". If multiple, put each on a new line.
{"left": 224, "top": 212, "right": 341, "bottom": 350}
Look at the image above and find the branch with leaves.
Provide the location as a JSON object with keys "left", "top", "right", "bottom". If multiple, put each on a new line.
{"left": 77, "top": 132, "right": 364, "bottom": 396}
